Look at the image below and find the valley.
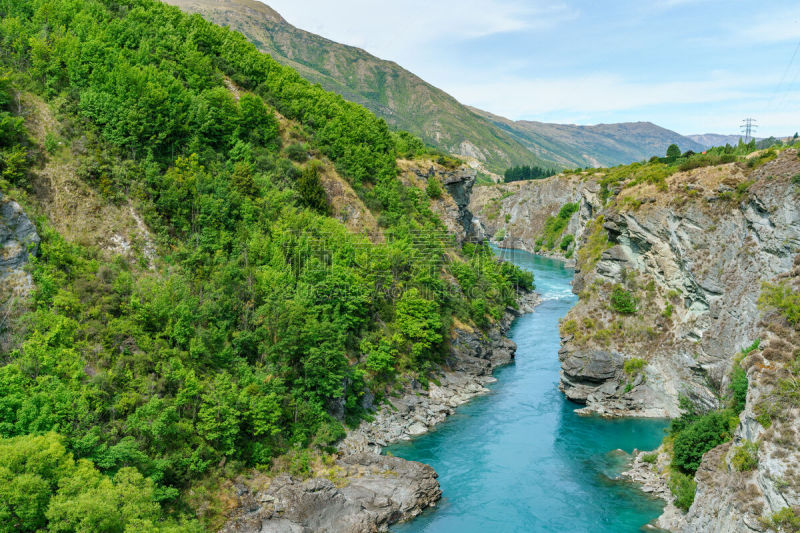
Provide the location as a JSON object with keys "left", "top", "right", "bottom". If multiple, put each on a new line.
{"left": 0, "top": 1, "right": 798, "bottom": 532}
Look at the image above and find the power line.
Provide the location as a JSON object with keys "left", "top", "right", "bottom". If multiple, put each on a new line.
{"left": 740, "top": 118, "right": 758, "bottom": 143}
{"left": 768, "top": 38, "right": 800, "bottom": 110}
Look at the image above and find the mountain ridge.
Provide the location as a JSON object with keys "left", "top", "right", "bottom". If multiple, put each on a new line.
{"left": 470, "top": 106, "right": 707, "bottom": 168}
{"left": 164, "top": 0, "right": 707, "bottom": 171}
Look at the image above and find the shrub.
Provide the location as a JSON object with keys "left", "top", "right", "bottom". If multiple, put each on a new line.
{"left": 288, "top": 449, "right": 312, "bottom": 479}
{"left": 672, "top": 411, "right": 731, "bottom": 473}
{"left": 610, "top": 286, "right": 638, "bottom": 314}
{"left": 561, "top": 319, "right": 578, "bottom": 336}
{"left": 731, "top": 440, "right": 758, "bottom": 471}
{"left": 760, "top": 507, "right": 800, "bottom": 532}
{"left": 729, "top": 365, "right": 748, "bottom": 414}
{"left": 759, "top": 282, "right": 800, "bottom": 325}
{"left": 297, "top": 162, "right": 329, "bottom": 214}
{"left": 669, "top": 470, "right": 696, "bottom": 511}
{"left": 560, "top": 234, "right": 574, "bottom": 251}
{"left": 426, "top": 177, "right": 442, "bottom": 199}
{"left": 642, "top": 452, "right": 658, "bottom": 464}
{"left": 285, "top": 142, "right": 309, "bottom": 162}
{"left": 624, "top": 357, "right": 646, "bottom": 375}
{"left": 539, "top": 203, "right": 578, "bottom": 250}
{"left": 666, "top": 144, "right": 681, "bottom": 161}
{"left": 493, "top": 228, "right": 506, "bottom": 241}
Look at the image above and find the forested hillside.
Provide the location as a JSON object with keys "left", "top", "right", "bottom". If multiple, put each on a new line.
{"left": 0, "top": 0, "right": 532, "bottom": 530}
{"left": 163, "top": 0, "right": 547, "bottom": 175}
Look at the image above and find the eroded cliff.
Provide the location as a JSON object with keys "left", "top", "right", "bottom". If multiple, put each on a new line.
{"left": 559, "top": 151, "right": 799, "bottom": 418}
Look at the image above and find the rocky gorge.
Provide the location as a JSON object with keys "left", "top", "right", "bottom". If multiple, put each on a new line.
{"left": 470, "top": 148, "right": 800, "bottom": 531}
{"left": 214, "top": 160, "right": 541, "bottom": 532}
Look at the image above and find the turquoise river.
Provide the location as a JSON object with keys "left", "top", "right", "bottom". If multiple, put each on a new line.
{"left": 388, "top": 248, "right": 668, "bottom": 532}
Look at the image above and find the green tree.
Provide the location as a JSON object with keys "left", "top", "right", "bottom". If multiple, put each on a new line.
{"left": 672, "top": 412, "right": 730, "bottom": 473}
{"left": 666, "top": 144, "right": 681, "bottom": 160}
{"left": 297, "top": 162, "right": 329, "bottom": 214}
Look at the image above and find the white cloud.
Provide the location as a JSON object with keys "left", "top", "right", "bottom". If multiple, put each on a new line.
{"left": 263, "top": 0, "right": 577, "bottom": 60}
{"left": 741, "top": 6, "right": 800, "bottom": 43}
{"left": 447, "top": 72, "right": 771, "bottom": 117}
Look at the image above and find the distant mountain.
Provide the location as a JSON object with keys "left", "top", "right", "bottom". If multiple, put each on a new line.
{"left": 471, "top": 108, "right": 706, "bottom": 168}
{"left": 165, "top": 0, "right": 545, "bottom": 173}
{"left": 687, "top": 134, "right": 747, "bottom": 149}
{"left": 165, "top": 0, "right": 707, "bottom": 171}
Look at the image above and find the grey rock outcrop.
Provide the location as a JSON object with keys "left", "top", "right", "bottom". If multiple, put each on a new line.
{"left": 221, "top": 453, "right": 441, "bottom": 533}
{"left": 560, "top": 152, "right": 800, "bottom": 417}
{"left": 469, "top": 174, "right": 589, "bottom": 256}
{"left": 1, "top": 194, "right": 40, "bottom": 327}
{"left": 401, "top": 161, "right": 478, "bottom": 243}
{"left": 1, "top": 193, "right": 39, "bottom": 280}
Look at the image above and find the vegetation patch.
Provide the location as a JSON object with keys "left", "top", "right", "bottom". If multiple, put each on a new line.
{"left": 610, "top": 285, "right": 638, "bottom": 314}
{"left": 760, "top": 507, "right": 800, "bottom": 532}
{"left": 759, "top": 282, "right": 800, "bottom": 325}
{"left": 536, "top": 202, "right": 579, "bottom": 251}
{"left": 624, "top": 357, "right": 646, "bottom": 375}
{"left": 641, "top": 452, "right": 658, "bottom": 464}
{"left": 669, "top": 470, "right": 697, "bottom": 511}
{"left": 731, "top": 440, "right": 758, "bottom": 472}
{"left": 503, "top": 165, "right": 557, "bottom": 183}
{"left": 576, "top": 216, "right": 610, "bottom": 270}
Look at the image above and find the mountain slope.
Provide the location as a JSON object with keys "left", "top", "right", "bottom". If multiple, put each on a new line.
{"left": 0, "top": 0, "right": 535, "bottom": 529}
{"left": 164, "top": 0, "right": 706, "bottom": 173}
{"left": 470, "top": 107, "right": 707, "bottom": 168}
{"left": 687, "top": 133, "right": 746, "bottom": 149}
{"left": 165, "top": 0, "right": 545, "bottom": 174}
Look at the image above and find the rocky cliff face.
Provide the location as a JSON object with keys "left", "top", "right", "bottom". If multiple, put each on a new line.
{"left": 676, "top": 259, "right": 800, "bottom": 533}
{"left": 559, "top": 151, "right": 800, "bottom": 418}
{"left": 0, "top": 193, "right": 39, "bottom": 286}
{"left": 399, "top": 160, "right": 478, "bottom": 244}
{"left": 0, "top": 194, "right": 39, "bottom": 348}
{"left": 468, "top": 174, "right": 588, "bottom": 256}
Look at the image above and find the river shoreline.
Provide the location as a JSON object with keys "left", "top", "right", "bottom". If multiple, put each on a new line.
{"left": 220, "top": 287, "right": 541, "bottom": 533}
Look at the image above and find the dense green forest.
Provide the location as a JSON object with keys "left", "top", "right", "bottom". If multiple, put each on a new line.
{"left": 503, "top": 165, "right": 557, "bottom": 183}
{"left": 0, "top": 0, "right": 532, "bottom": 530}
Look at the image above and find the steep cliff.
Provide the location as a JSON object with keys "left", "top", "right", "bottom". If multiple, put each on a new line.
{"left": 469, "top": 148, "right": 800, "bottom": 531}
{"left": 675, "top": 259, "right": 800, "bottom": 532}
{"left": 399, "top": 159, "right": 479, "bottom": 244}
{"left": 468, "top": 174, "right": 590, "bottom": 257}
{"left": 559, "top": 150, "right": 800, "bottom": 418}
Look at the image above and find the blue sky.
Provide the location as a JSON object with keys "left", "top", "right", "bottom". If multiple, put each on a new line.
{"left": 265, "top": 0, "right": 800, "bottom": 136}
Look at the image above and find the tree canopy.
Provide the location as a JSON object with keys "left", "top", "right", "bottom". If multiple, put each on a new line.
{"left": 0, "top": 0, "right": 533, "bottom": 528}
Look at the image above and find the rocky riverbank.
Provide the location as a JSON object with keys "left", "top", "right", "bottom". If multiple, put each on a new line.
{"left": 621, "top": 449, "right": 685, "bottom": 531}
{"left": 220, "top": 453, "right": 441, "bottom": 533}
{"left": 220, "top": 288, "right": 540, "bottom": 532}
{"left": 340, "top": 290, "right": 539, "bottom": 454}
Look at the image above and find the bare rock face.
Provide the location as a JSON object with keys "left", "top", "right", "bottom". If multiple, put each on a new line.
{"left": 0, "top": 193, "right": 39, "bottom": 279}
{"left": 674, "top": 263, "right": 800, "bottom": 533}
{"left": 221, "top": 453, "right": 441, "bottom": 533}
{"left": 469, "top": 173, "right": 590, "bottom": 256}
{"left": 558, "top": 151, "right": 800, "bottom": 417}
{"left": 1, "top": 194, "right": 40, "bottom": 330}
{"left": 398, "top": 160, "right": 478, "bottom": 243}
